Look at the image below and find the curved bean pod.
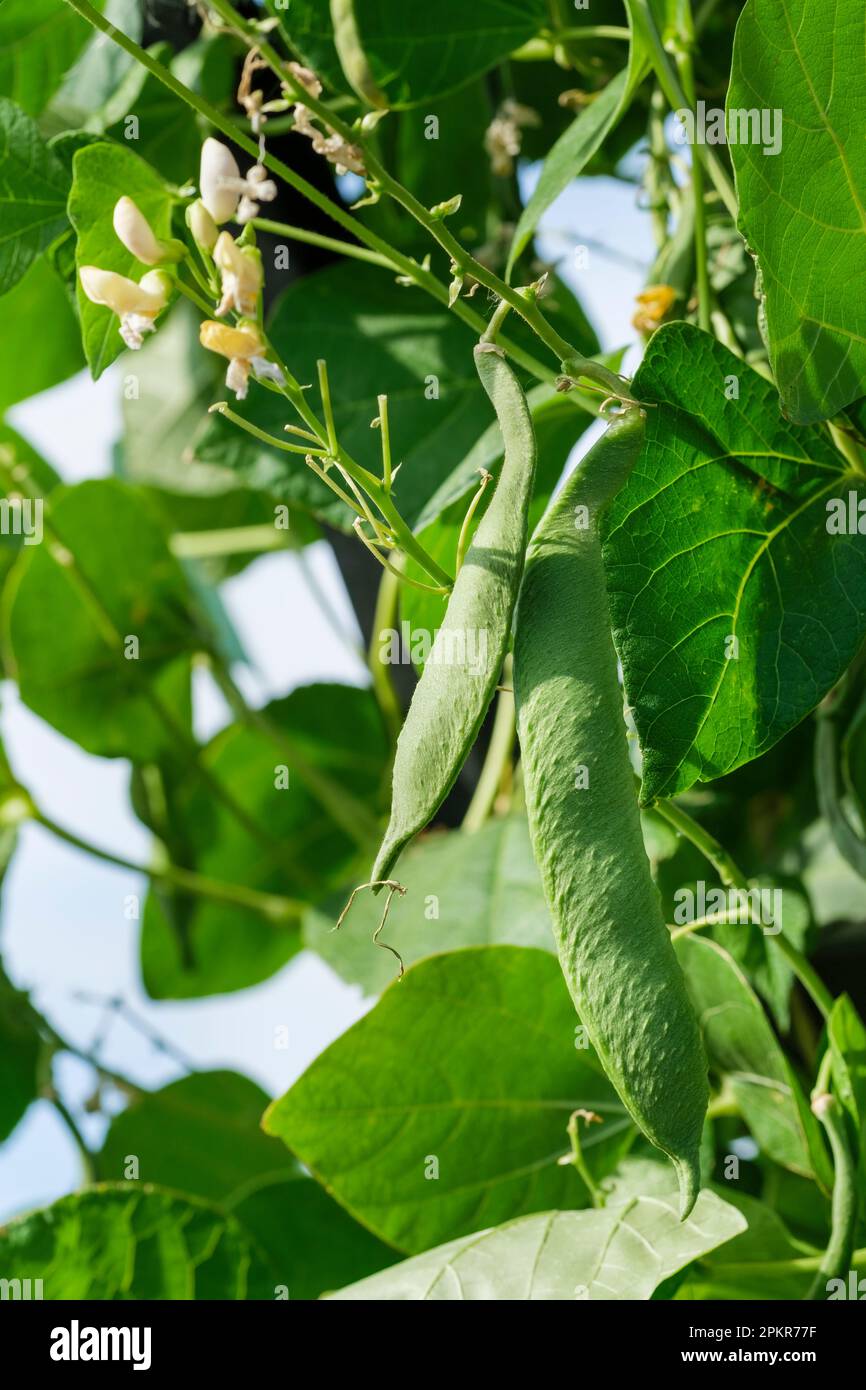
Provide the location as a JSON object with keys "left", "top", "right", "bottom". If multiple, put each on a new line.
{"left": 513, "top": 407, "right": 709, "bottom": 1217}
{"left": 371, "top": 345, "right": 537, "bottom": 883}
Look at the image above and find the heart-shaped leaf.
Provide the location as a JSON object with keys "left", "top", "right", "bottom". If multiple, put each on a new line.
{"left": 604, "top": 323, "right": 866, "bottom": 802}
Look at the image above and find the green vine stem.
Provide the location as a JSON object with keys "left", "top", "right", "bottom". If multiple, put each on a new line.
{"left": 805, "top": 1073, "right": 858, "bottom": 1300}
{"left": 654, "top": 796, "right": 834, "bottom": 1019}
{"left": 31, "top": 807, "right": 302, "bottom": 924}
{"left": 462, "top": 659, "right": 516, "bottom": 832}
{"left": 629, "top": 0, "right": 738, "bottom": 218}
{"left": 368, "top": 563, "right": 403, "bottom": 747}
{"left": 672, "top": 0, "right": 711, "bottom": 333}
{"left": 815, "top": 694, "right": 866, "bottom": 878}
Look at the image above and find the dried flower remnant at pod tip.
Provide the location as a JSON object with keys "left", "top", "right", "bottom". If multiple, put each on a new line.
{"left": 199, "top": 319, "right": 284, "bottom": 401}
{"left": 633, "top": 284, "right": 677, "bottom": 334}
{"left": 198, "top": 138, "right": 277, "bottom": 227}
{"left": 79, "top": 267, "right": 171, "bottom": 350}
{"left": 112, "top": 197, "right": 183, "bottom": 266}
{"left": 213, "top": 233, "right": 263, "bottom": 317}
{"left": 484, "top": 100, "right": 540, "bottom": 178}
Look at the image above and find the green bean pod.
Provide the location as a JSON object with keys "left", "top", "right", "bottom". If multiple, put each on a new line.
{"left": 513, "top": 408, "right": 708, "bottom": 1217}
{"left": 372, "top": 345, "right": 537, "bottom": 883}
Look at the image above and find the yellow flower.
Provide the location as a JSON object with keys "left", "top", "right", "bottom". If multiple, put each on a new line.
{"left": 79, "top": 266, "right": 170, "bottom": 349}
{"left": 632, "top": 284, "right": 677, "bottom": 335}
{"left": 199, "top": 319, "right": 283, "bottom": 400}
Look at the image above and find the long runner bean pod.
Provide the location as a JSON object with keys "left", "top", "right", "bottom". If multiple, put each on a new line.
{"left": 513, "top": 408, "right": 709, "bottom": 1217}
{"left": 371, "top": 345, "right": 537, "bottom": 883}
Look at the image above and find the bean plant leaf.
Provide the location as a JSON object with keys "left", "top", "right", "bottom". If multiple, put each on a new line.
{"left": 0, "top": 959, "right": 43, "bottom": 1143}
{"left": 305, "top": 815, "right": 553, "bottom": 994}
{"left": 603, "top": 323, "right": 866, "bottom": 803}
{"left": 727, "top": 0, "right": 866, "bottom": 424}
{"left": 0, "top": 99, "right": 71, "bottom": 297}
{"left": 4, "top": 479, "right": 196, "bottom": 761}
{"left": 231, "top": 1176, "right": 399, "bottom": 1300}
{"left": 0, "top": 256, "right": 84, "bottom": 413}
{"left": 47, "top": 0, "right": 142, "bottom": 129}
{"left": 68, "top": 141, "right": 175, "bottom": 378}
{"left": 265, "top": 946, "right": 635, "bottom": 1254}
{"left": 328, "top": 1188, "right": 746, "bottom": 1300}
{"left": 99, "top": 1072, "right": 297, "bottom": 1202}
{"left": 0, "top": 1186, "right": 275, "bottom": 1299}
{"left": 141, "top": 683, "right": 388, "bottom": 999}
{"left": 272, "top": 0, "right": 547, "bottom": 108}
{"left": 675, "top": 933, "right": 830, "bottom": 1184}
{"left": 677, "top": 1189, "right": 817, "bottom": 1300}
{"left": 193, "top": 261, "right": 495, "bottom": 530}
{"left": 0, "top": 0, "right": 99, "bottom": 117}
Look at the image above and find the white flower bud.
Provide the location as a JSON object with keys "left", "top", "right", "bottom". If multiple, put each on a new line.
{"left": 112, "top": 197, "right": 182, "bottom": 265}
{"left": 187, "top": 198, "right": 219, "bottom": 252}
{"left": 200, "top": 137, "right": 241, "bottom": 224}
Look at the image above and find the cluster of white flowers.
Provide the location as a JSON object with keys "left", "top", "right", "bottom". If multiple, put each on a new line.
{"left": 77, "top": 139, "right": 284, "bottom": 401}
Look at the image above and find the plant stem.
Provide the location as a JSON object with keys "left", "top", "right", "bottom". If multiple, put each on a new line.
{"left": 805, "top": 1091, "right": 858, "bottom": 1299}
{"left": 654, "top": 797, "right": 834, "bottom": 1019}
{"left": 250, "top": 218, "right": 393, "bottom": 268}
{"left": 629, "top": 0, "right": 738, "bottom": 218}
{"left": 50, "top": 1094, "right": 98, "bottom": 1181}
{"left": 462, "top": 657, "right": 516, "bottom": 832}
{"left": 368, "top": 563, "right": 403, "bottom": 747}
{"left": 673, "top": 0, "right": 711, "bottom": 333}
{"left": 32, "top": 809, "right": 302, "bottom": 923}
{"left": 170, "top": 525, "right": 293, "bottom": 559}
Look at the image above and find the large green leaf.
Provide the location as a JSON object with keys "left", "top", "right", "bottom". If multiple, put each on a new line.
{"left": 0, "top": 256, "right": 84, "bottom": 413}
{"left": 0, "top": 1186, "right": 275, "bottom": 1299}
{"left": 603, "top": 323, "right": 866, "bottom": 802}
{"left": 0, "top": 959, "right": 42, "bottom": 1143}
{"left": 675, "top": 933, "right": 829, "bottom": 1183}
{"left": 329, "top": 1187, "right": 746, "bottom": 1299}
{"left": 676, "top": 1189, "right": 818, "bottom": 1300}
{"left": 68, "top": 141, "right": 175, "bottom": 378}
{"left": 96, "top": 1073, "right": 398, "bottom": 1299}
{"left": 193, "top": 261, "right": 494, "bottom": 530}
{"left": 273, "top": 0, "right": 546, "bottom": 108}
{"left": 46, "top": 0, "right": 142, "bottom": 131}
{"left": 4, "top": 479, "right": 196, "bottom": 760}
{"left": 728, "top": 0, "right": 866, "bottom": 423}
{"left": 0, "top": 99, "right": 70, "bottom": 296}
{"left": 265, "top": 946, "right": 635, "bottom": 1254}
{"left": 304, "top": 815, "right": 552, "bottom": 994}
{"left": 98, "top": 1072, "right": 296, "bottom": 1202}
{"left": 0, "top": 0, "right": 98, "bottom": 117}
{"left": 231, "top": 1176, "right": 398, "bottom": 1299}
{"left": 141, "top": 683, "right": 387, "bottom": 999}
